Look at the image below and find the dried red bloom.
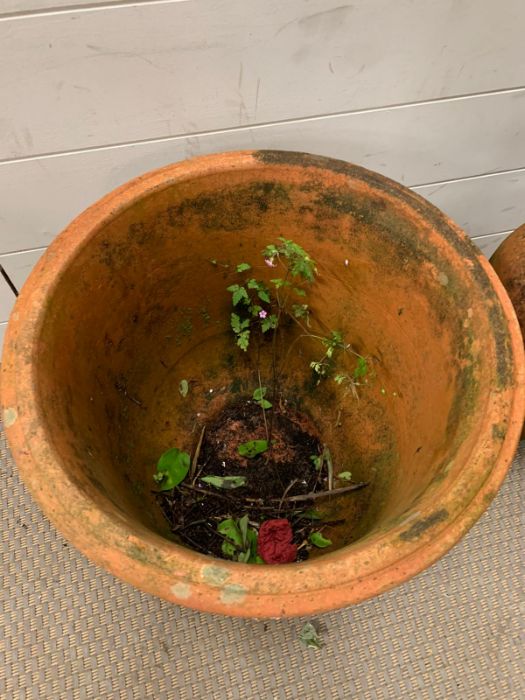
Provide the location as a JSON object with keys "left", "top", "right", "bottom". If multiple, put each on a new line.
{"left": 257, "top": 518, "right": 297, "bottom": 564}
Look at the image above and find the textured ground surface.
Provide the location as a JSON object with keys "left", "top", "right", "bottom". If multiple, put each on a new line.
{"left": 1, "top": 428, "right": 523, "bottom": 700}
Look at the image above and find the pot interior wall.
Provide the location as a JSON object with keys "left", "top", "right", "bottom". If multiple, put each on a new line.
{"left": 33, "top": 160, "right": 501, "bottom": 552}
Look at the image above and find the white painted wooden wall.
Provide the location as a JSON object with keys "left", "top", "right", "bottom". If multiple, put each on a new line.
{"left": 1, "top": 0, "right": 524, "bottom": 350}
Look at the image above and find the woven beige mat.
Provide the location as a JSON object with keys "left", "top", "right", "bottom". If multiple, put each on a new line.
{"left": 1, "top": 427, "right": 523, "bottom": 700}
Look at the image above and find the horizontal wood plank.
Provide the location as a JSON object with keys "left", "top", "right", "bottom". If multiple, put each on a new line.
{"left": 0, "top": 248, "right": 45, "bottom": 291}
{"left": 0, "top": 1, "right": 187, "bottom": 17}
{"left": 2, "top": 0, "right": 524, "bottom": 159}
{"left": 0, "top": 248, "right": 44, "bottom": 322}
{"left": 416, "top": 170, "right": 525, "bottom": 238}
{"left": 1, "top": 89, "right": 524, "bottom": 255}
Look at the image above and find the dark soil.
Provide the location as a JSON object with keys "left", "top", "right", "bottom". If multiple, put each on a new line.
{"left": 156, "top": 398, "right": 364, "bottom": 562}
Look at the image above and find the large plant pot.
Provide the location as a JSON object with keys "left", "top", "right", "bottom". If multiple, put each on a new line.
{"left": 2, "top": 151, "right": 523, "bottom": 618}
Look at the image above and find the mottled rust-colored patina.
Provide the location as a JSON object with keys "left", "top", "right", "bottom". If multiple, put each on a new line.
{"left": 2, "top": 151, "right": 524, "bottom": 618}
{"left": 490, "top": 223, "right": 525, "bottom": 435}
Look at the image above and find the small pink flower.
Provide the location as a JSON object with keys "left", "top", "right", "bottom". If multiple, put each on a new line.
{"left": 265, "top": 257, "right": 276, "bottom": 268}
{"left": 259, "top": 309, "right": 268, "bottom": 319}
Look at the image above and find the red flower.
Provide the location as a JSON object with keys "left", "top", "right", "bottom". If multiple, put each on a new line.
{"left": 257, "top": 519, "right": 297, "bottom": 564}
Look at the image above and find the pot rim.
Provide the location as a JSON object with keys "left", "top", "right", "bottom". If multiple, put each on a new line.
{"left": 2, "top": 150, "right": 524, "bottom": 618}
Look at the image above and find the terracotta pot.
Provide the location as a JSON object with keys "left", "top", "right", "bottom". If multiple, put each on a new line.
{"left": 490, "top": 224, "right": 525, "bottom": 338}
{"left": 2, "top": 151, "right": 524, "bottom": 618}
{"left": 490, "top": 224, "right": 525, "bottom": 435}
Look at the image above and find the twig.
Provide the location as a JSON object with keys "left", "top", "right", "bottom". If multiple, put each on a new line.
{"left": 190, "top": 425, "right": 206, "bottom": 483}
{"left": 325, "top": 446, "right": 333, "bottom": 492}
{"left": 172, "top": 519, "right": 207, "bottom": 533}
{"left": 203, "top": 523, "right": 239, "bottom": 545}
{"left": 273, "top": 482, "right": 368, "bottom": 503}
{"left": 252, "top": 504, "right": 305, "bottom": 513}
{"left": 257, "top": 369, "right": 269, "bottom": 442}
{"left": 178, "top": 531, "right": 213, "bottom": 556}
{"left": 268, "top": 269, "right": 289, "bottom": 443}
{"left": 278, "top": 478, "right": 299, "bottom": 511}
{"left": 179, "top": 482, "right": 234, "bottom": 503}
{"left": 114, "top": 381, "right": 145, "bottom": 409}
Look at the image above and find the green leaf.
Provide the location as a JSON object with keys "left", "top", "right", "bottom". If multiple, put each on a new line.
{"left": 270, "top": 278, "right": 287, "bottom": 289}
{"left": 246, "top": 278, "right": 259, "bottom": 290}
{"left": 293, "top": 287, "right": 306, "bottom": 297}
{"left": 231, "top": 312, "right": 251, "bottom": 350}
{"left": 238, "top": 439, "right": 268, "bottom": 458}
{"left": 236, "top": 330, "right": 250, "bottom": 351}
{"left": 261, "top": 314, "right": 278, "bottom": 333}
{"left": 233, "top": 287, "right": 249, "bottom": 306}
{"left": 179, "top": 379, "right": 189, "bottom": 397}
{"left": 302, "top": 509, "right": 323, "bottom": 520}
{"left": 337, "top": 471, "right": 352, "bottom": 482}
{"left": 310, "top": 454, "right": 323, "bottom": 470}
{"left": 354, "top": 356, "right": 368, "bottom": 378}
{"left": 227, "top": 283, "right": 249, "bottom": 306}
{"left": 245, "top": 531, "right": 261, "bottom": 563}
{"left": 202, "top": 475, "right": 247, "bottom": 489}
{"left": 219, "top": 516, "right": 260, "bottom": 562}
{"left": 221, "top": 541, "right": 237, "bottom": 559}
{"left": 253, "top": 387, "right": 267, "bottom": 401}
{"left": 236, "top": 262, "right": 251, "bottom": 272}
{"left": 218, "top": 518, "right": 243, "bottom": 547}
{"left": 154, "top": 448, "right": 190, "bottom": 491}
{"left": 253, "top": 387, "right": 273, "bottom": 409}
{"left": 257, "top": 289, "right": 271, "bottom": 303}
{"left": 230, "top": 312, "right": 241, "bottom": 333}
{"left": 309, "top": 531, "right": 332, "bottom": 548}
{"left": 299, "top": 622, "right": 324, "bottom": 649}
{"left": 323, "top": 330, "right": 343, "bottom": 349}
{"left": 263, "top": 244, "right": 279, "bottom": 258}
{"left": 276, "top": 237, "right": 316, "bottom": 282}
{"left": 310, "top": 360, "right": 327, "bottom": 376}
{"left": 238, "top": 514, "right": 249, "bottom": 548}
{"left": 246, "top": 528, "right": 258, "bottom": 554}
{"left": 231, "top": 314, "right": 250, "bottom": 332}
{"left": 292, "top": 303, "right": 309, "bottom": 319}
